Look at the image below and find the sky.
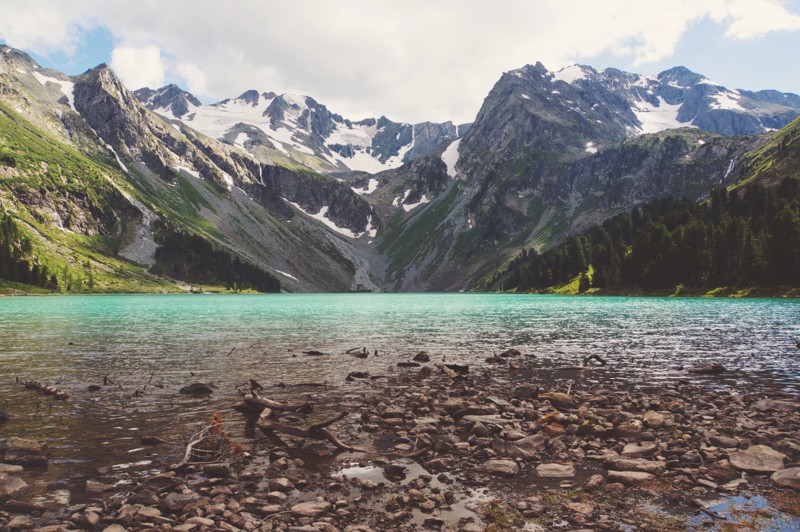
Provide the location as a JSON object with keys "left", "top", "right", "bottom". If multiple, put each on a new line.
{"left": 1, "top": 1, "right": 800, "bottom": 125}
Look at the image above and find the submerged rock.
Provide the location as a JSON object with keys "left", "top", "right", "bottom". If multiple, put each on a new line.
{"left": 0, "top": 474, "right": 28, "bottom": 500}
{"left": 179, "top": 382, "right": 216, "bottom": 395}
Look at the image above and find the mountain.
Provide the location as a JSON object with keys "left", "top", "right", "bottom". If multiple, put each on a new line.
{"left": 2, "top": 44, "right": 799, "bottom": 295}
{"left": 135, "top": 85, "right": 471, "bottom": 175}
{"left": 0, "top": 45, "right": 382, "bottom": 293}
{"left": 371, "top": 61, "right": 798, "bottom": 291}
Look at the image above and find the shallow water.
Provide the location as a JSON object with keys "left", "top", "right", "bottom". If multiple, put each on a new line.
{"left": 1, "top": 293, "right": 799, "bottom": 499}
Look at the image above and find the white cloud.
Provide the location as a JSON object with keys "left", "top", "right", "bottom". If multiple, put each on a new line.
{"left": 1, "top": 0, "right": 799, "bottom": 123}
{"left": 110, "top": 45, "right": 166, "bottom": 90}
{"left": 177, "top": 62, "right": 206, "bottom": 95}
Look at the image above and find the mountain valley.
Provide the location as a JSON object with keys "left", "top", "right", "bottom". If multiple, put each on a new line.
{"left": 2, "top": 44, "right": 799, "bottom": 294}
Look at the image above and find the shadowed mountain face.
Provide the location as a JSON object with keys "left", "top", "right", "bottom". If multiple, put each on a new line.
{"left": 2, "top": 44, "right": 798, "bottom": 293}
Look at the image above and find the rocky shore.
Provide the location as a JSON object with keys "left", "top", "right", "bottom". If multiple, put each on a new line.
{"left": 2, "top": 353, "right": 800, "bottom": 531}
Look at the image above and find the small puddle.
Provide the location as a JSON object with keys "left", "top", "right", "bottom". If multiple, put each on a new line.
{"left": 688, "top": 495, "right": 800, "bottom": 531}
{"left": 335, "top": 459, "right": 492, "bottom": 528}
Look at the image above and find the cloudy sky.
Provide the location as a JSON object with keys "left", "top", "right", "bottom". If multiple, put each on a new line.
{"left": 2, "top": 1, "right": 799, "bottom": 124}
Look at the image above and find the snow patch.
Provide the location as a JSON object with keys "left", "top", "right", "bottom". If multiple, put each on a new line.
{"left": 275, "top": 270, "right": 299, "bottom": 281}
{"left": 441, "top": 138, "right": 461, "bottom": 178}
{"left": 632, "top": 97, "right": 693, "bottom": 135}
{"left": 401, "top": 194, "right": 429, "bottom": 212}
{"left": 233, "top": 132, "right": 249, "bottom": 148}
{"left": 552, "top": 64, "right": 587, "bottom": 84}
{"left": 710, "top": 91, "right": 746, "bottom": 112}
{"left": 32, "top": 72, "right": 75, "bottom": 111}
{"left": 585, "top": 142, "right": 598, "bottom": 154}
{"left": 353, "top": 178, "right": 379, "bottom": 195}
{"left": 284, "top": 200, "right": 362, "bottom": 238}
{"left": 521, "top": 93, "right": 531, "bottom": 100}
{"left": 697, "top": 139, "right": 706, "bottom": 145}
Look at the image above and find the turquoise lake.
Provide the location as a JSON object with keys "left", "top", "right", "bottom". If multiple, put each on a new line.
{"left": 1, "top": 293, "right": 799, "bottom": 495}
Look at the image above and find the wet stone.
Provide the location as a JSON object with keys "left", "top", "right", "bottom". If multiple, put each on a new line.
{"left": 621, "top": 442, "right": 658, "bottom": 458}
{"left": 480, "top": 459, "right": 519, "bottom": 477}
{"left": 729, "top": 445, "right": 787, "bottom": 473}
{"left": 536, "top": 463, "right": 575, "bottom": 478}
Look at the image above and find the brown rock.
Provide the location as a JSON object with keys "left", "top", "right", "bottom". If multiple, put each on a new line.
{"left": 291, "top": 500, "right": 332, "bottom": 518}
{"left": 772, "top": 468, "right": 800, "bottom": 490}
{"left": 621, "top": 442, "right": 658, "bottom": 458}
{"left": 729, "top": 445, "right": 787, "bottom": 473}
{"left": 480, "top": 459, "right": 520, "bottom": 477}
{"left": 540, "top": 392, "right": 574, "bottom": 408}
{"left": 536, "top": 463, "right": 575, "bottom": 478}
{"left": 0, "top": 475, "right": 28, "bottom": 499}
{"left": 607, "top": 458, "right": 666, "bottom": 474}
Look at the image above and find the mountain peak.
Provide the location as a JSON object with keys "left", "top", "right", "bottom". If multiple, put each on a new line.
{"left": 657, "top": 66, "right": 705, "bottom": 88}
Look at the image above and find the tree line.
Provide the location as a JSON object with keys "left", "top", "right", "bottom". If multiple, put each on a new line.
{"left": 0, "top": 210, "right": 59, "bottom": 289}
{"left": 495, "top": 177, "right": 800, "bottom": 292}
{"left": 152, "top": 225, "right": 281, "bottom": 292}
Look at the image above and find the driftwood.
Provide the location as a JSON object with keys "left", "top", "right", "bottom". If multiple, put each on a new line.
{"left": 233, "top": 392, "right": 313, "bottom": 416}
{"left": 19, "top": 379, "right": 69, "bottom": 400}
{"left": 257, "top": 410, "right": 431, "bottom": 458}
{"left": 435, "top": 363, "right": 469, "bottom": 379}
{"left": 557, "top": 354, "right": 608, "bottom": 371}
{"left": 302, "top": 350, "right": 330, "bottom": 356}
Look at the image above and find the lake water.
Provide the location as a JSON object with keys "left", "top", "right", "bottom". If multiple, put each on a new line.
{"left": 1, "top": 293, "right": 799, "bottom": 498}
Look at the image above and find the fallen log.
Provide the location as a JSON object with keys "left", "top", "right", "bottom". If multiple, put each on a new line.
{"left": 20, "top": 379, "right": 69, "bottom": 400}
{"left": 234, "top": 392, "right": 313, "bottom": 416}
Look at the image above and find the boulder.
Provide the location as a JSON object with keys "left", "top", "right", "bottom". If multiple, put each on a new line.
{"left": 729, "top": 445, "right": 787, "bottom": 473}
{"left": 480, "top": 459, "right": 520, "bottom": 477}
{"left": 771, "top": 468, "right": 800, "bottom": 490}
{"left": 179, "top": 382, "right": 215, "bottom": 395}
{"left": 536, "top": 463, "right": 575, "bottom": 478}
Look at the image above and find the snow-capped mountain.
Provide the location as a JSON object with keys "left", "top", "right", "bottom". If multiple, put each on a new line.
{"left": 536, "top": 63, "right": 800, "bottom": 137}
{"left": 135, "top": 86, "right": 470, "bottom": 175}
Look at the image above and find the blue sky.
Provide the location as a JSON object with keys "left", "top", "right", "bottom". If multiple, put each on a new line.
{"left": 2, "top": 1, "right": 800, "bottom": 123}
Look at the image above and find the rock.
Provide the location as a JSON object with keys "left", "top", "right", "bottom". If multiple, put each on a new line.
{"left": 772, "top": 468, "right": 800, "bottom": 490}
{"left": 564, "top": 502, "right": 594, "bottom": 516}
{"left": 268, "top": 477, "right": 294, "bottom": 492}
{"left": 480, "top": 459, "right": 519, "bottom": 477}
{"left": 709, "top": 435, "right": 739, "bottom": 448}
{"left": 729, "top": 445, "right": 787, "bottom": 473}
{"left": 0, "top": 437, "right": 48, "bottom": 466}
{"left": 7, "top": 516, "right": 34, "bottom": 530}
{"left": 614, "top": 420, "right": 643, "bottom": 437}
{"left": 413, "top": 351, "right": 430, "bottom": 362}
{"left": 0, "top": 475, "right": 28, "bottom": 499}
{"left": 621, "top": 442, "right": 658, "bottom": 458}
{"left": 102, "top": 525, "right": 128, "bottom": 532}
{"left": 291, "top": 500, "right": 332, "bottom": 518}
{"left": 586, "top": 474, "right": 605, "bottom": 491}
{"left": 85, "top": 480, "right": 114, "bottom": 493}
{"left": 0, "top": 463, "right": 24, "bottom": 475}
{"left": 540, "top": 392, "right": 574, "bottom": 408}
{"left": 607, "top": 470, "right": 655, "bottom": 485}
{"left": 751, "top": 399, "right": 797, "bottom": 413}
{"left": 203, "top": 462, "right": 231, "bottom": 478}
{"left": 536, "top": 463, "right": 575, "bottom": 478}
{"left": 512, "top": 385, "right": 539, "bottom": 400}
{"left": 642, "top": 411, "right": 667, "bottom": 428}
{"left": 179, "top": 382, "right": 215, "bottom": 395}
{"left": 607, "top": 458, "right": 666, "bottom": 475}
{"left": 688, "top": 363, "right": 725, "bottom": 374}
{"left": 162, "top": 492, "right": 195, "bottom": 512}
{"left": 491, "top": 434, "right": 546, "bottom": 459}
